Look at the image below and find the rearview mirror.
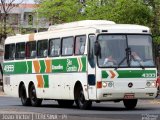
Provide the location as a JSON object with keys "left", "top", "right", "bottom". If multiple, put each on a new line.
{"left": 94, "top": 41, "right": 101, "bottom": 58}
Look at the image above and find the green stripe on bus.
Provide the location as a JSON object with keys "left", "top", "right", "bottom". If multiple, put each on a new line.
{"left": 81, "top": 57, "right": 86, "bottom": 72}
{"left": 27, "top": 61, "right": 32, "bottom": 73}
{"left": 52, "top": 57, "right": 86, "bottom": 73}
{"left": 117, "top": 70, "right": 156, "bottom": 78}
{"left": 102, "top": 71, "right": 109, "bottom": 78}
{"left": 40, "top": 60, "right": 45, "bottom": 73}
{"left": 102, "top": 70, "right": 156, "bottom": 78}
{"left": 43, "top": 75, "right": 49, "bottom": 88}
{"left": 3, "top": 56, "right": 87, "bottom": 74}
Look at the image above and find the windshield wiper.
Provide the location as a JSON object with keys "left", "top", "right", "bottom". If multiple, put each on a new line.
{"left": 115, "top": 47, "right": 145, "bottom": 70}
{"left": 115, "top": 56, "right": 127, "bottom": 70}
{"left": 131, "top": 55, "right": 145, "bottom": 69}
{"left": 115, "top": 48, "right": 131, "bottom": 70}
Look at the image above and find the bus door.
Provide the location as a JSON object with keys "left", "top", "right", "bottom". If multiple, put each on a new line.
{"left": 88, "top": 35, "right": 97, "bottom": 100}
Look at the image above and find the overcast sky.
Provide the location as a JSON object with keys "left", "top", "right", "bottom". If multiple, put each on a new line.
{"left": 24, "top": 0, "right": 35, "bottom": 3}
{"left": 13, "top": 0, "right": 35, "bottom": 4}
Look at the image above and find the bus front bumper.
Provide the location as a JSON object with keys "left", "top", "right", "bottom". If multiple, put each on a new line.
{"left": 96, "top": 88, "right": 157, "bottom": 100}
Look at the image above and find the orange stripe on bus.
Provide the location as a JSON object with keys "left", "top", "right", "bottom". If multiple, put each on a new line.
{"left": 33, "top": 60, "right": 40, "bottom": 73}
{"left": 36, "top": 75, "right": 44, "bottom": 88}
{"left": 109, "top": 70, "right": 116, "bottom": 79}
{"left": 29, "top": 33, "right": 35, "bottom": 41}
{"left": 45, "top": 59, "right": 52, "bottom": 73}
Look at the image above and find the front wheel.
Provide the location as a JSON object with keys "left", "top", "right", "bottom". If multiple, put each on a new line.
{"left": 156, "top": 87, "right": 160, "bottom": 97}
{"left": 29, "top": 84, "right": 42, "bottom": 107}
{"left": 75, "top": 89, "right": 92, "bottom": 110}
{"left": 123, "top": 99, "right": 138, "bottom": 109}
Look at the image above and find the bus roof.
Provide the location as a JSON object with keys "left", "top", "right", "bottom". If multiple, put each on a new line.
{"left": 48, "top": 20, "right": 116, "bottom": 31}
{"left": 5, "top": 21, "right": 151, "bottom": 44}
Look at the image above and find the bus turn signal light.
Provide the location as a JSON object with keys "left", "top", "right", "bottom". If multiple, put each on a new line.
{"left": 97, "top": 81, "right": 102, "bottom": 88}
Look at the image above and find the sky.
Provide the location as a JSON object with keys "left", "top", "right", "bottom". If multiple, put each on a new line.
{"left": 13, "top": 0, "right": 35, "bottom": 4}
{"left": 24, "top": 0, "right": 35, "bottom": 3}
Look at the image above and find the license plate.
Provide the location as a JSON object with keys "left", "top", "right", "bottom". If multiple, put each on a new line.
{"left": 124, "top": 93, "right": 135, "bottom": 99}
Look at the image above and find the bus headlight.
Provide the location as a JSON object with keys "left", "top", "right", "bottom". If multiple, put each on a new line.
{"left": 146, "top": 81, "right": 156, "bottom": 88}
{"left": 102, "top": 82, "right": 107, "bottom": 88}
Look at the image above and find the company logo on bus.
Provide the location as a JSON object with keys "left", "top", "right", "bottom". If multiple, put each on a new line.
{"left": 128, "top": 82, "right": 133, "bottom": 88}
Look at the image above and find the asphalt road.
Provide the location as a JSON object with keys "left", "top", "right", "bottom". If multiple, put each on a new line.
{"left": 0, "top": 95, "right": 159, "bottom": 120}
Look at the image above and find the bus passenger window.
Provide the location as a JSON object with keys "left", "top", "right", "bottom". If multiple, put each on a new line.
{"left": 37, "top": 40, "right": 48, "bottom": 58}
{"left": 62, "top": 37, "right": 74, "bottom": 56}
{"left": 4, "top": 44, "right": 15, "bottom": 60}
{"left": 75, "top": 35, "right": 86, "bottom": 55}
{"left": 26, "top": 41, "right": 36, "bottom": 58}
{"left": 49, "top": 38, "right": 61, "bottom": 57}
{"left": 15, "top": 42, "right": 25, "bottom": 59}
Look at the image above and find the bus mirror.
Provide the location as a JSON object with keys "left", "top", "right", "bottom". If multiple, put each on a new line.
{"left": 94, "top": 41, "right": 101, "bottom": 58}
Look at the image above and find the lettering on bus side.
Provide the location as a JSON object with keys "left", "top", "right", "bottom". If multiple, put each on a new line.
{"left": 4, "top": 65, "right": 14, "bottom": 73}
{"left": 66, "top": 59, "right": 78, "bottom": 72}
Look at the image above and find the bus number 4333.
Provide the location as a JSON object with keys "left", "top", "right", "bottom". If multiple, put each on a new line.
{"left": 142, "top": 73, "right": 156, "bottom": 78}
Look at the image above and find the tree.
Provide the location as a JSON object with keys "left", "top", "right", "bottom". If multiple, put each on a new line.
{"left": 37, "top": 0, "right": 84, "bottom": 24}
{"left": 145, "top": 0, "right": 160, "bottom": 35}
{"left": 0, "top": 0, "right": 25, "bottom": 43}
{"left": 85, "top": 0, "right": 153, "bottom": 25}
{"left": 37, "top": 0, "right": 160, "bottom": 43}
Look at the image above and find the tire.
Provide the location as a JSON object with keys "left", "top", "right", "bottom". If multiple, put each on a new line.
{"left": 19, "top": 84, "right": 31, "bottom": 106}
{"left": 29, "top": 84, "right": 42, "bottom": 107}
{"left": 57, "top": 100, "right": 74, "bottom": 108}
{"left": 156, "top": 87, "right": 160, "bottom": 97}
{"left": 123, "top": 99, "right": 138, "bottom": 109}
{"left": 75, "top": 89, "right": 92, "bottom": 110}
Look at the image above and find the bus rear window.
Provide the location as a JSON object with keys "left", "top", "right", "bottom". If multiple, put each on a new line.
{"left": 4, "top": 44, "right": 15, "bottom": 60}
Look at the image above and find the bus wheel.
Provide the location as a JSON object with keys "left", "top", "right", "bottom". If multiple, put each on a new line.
{"left": 57, "top": 100, "right": 74, "bottom": 108}
{"left": 29, "top": 84, "right": 42, "bottom": 107}
{"left": 123, "top": 99, "right": 138, "bottom": 109}
{"left": 19, "top": 84, "right": 31, "bottom": 106}
{"left": 156, "top": 86, "right": 160, "bottom": 97}
{"left": 75, "top": 89, "right": 92, "bottom": 109}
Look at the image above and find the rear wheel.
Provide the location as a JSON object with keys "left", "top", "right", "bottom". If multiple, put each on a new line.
{"left": 29, "top": 84, "right": 42, "bottom": 107}
{"left": 123, "top": 99, "right": 138, "bottom": 109}
{"left": 19, "top": 84, "right": 31, "bottom": 106}
{"left": 57, "top": 100, "right": 74, "bottom": 108}
{"left": 75, "top": 88, "right": 92, "bottom": 109}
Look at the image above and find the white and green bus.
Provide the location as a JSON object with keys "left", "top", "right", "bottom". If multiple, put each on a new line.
{"left": 3, "top": 20, "right": 157, "bottom": 109}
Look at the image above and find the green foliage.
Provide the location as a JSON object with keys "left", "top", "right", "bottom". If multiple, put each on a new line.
{"left": 37, "top": 0, "right": 154, "bottom": 25}
{"left": 85, "top": 0, "right": 153, "bottom": 26}
{"left": 37, "top": 0, "right": 84, "bottom": 24}
{"left": 37, "top": 0, "right": 160, "bottom": 42}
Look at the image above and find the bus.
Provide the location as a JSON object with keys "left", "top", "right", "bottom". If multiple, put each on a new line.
{"left": 3, "top": 20, "right": 157, "bottom": 109}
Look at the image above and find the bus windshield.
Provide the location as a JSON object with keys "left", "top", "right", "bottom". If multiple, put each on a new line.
{"left": 97, "top": 34, "right": 155, "bottom": 68}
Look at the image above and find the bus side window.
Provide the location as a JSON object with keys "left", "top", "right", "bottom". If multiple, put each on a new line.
{"left": 4, "top": 44, "right": 15, "bottom": 60}
{"left": 49, "top": 38, "right": 61, "bottom": 57}
{"left": 15, "top": 42, "right": 25, "bottom": 59}
{"left": 75, "top": 35, "right": 86, "bottom": 55}
{"left": 62, "top": 37, "right": 74, "bottom": 56}
{"left": 37, "top": 40, "right": 48, "bottom": 58}
{"left": 88, "top": 35, "right": 96, "bottom": 68}
{"left": 26, "top": 41, "right": 36, "bottom": 58}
